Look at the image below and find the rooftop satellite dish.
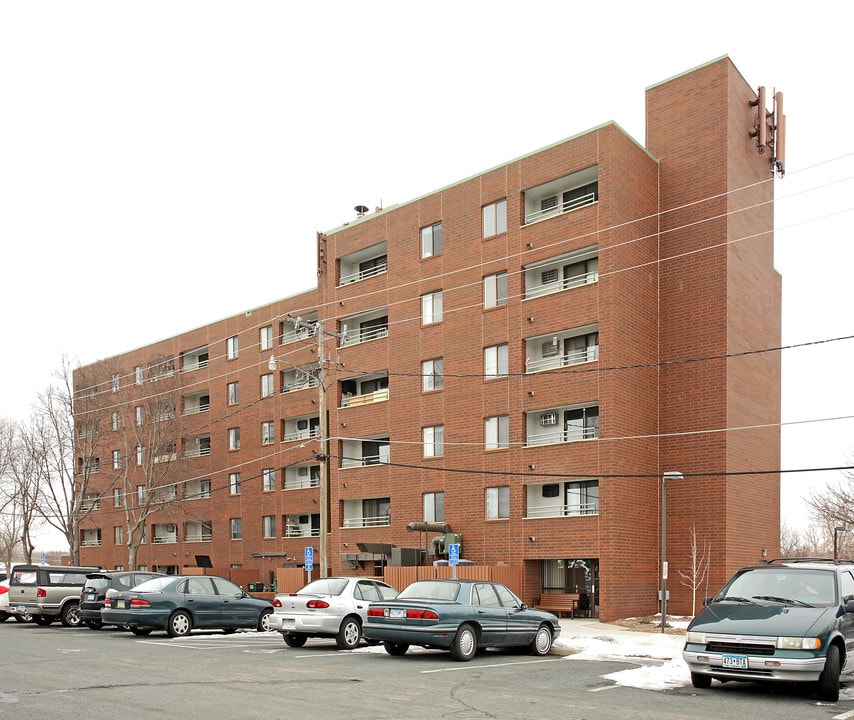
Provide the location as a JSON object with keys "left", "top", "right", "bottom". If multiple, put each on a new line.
{"left": 354, "top": 205, "right": 369, "bottom": 217}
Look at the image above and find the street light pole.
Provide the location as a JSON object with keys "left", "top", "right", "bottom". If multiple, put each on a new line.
{"left": 661, "top": 471, "right": 683, "bottom": 633}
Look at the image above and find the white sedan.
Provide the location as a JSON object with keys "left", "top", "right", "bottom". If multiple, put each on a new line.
{"left": 270, "top": 577, "right": 398, "bottom": 649}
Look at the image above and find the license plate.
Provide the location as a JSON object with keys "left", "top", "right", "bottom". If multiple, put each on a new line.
{"left": 389, "top": 608, "right": 406, "bottom": 619}
{"left": 116, "top": 600, "right": 126, "bottom": 609}
{"left": 282, "top": 618, "right": 295, "bottom": 628}
{"left": 722, "top": 654, "right": 748, "bottom": 669}
{"left": 16, "top": 605, "right": 26, "bottom": 613}
{"left": 88, "top": 593, "right": 96, "bottom": 600}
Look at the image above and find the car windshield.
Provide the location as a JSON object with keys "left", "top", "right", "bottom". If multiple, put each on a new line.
{"left": 397, "top": 581, "right": 460, "bottom": 601}
{"left": 716, "top": 568, "right": 837, "bottom": 606}
{"left": 298, "top": 578, "right": 348, "bottom": 596}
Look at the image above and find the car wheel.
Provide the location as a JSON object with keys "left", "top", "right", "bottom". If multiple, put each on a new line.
{"left": 167, "top": 610, "right": 192, "bottom": 637}
{"left": 817, "top": 644, "right": 841, "bottom": 702}
{"left": 33, "top": 615, "right": 53, "bottom": 626}
{"left": 84, "top": 618, "right": 104, "bottom": 630}
{"left": 60, "top": 602, "right": 82, "bottom": 628}
{"left": 130, "top": 627, "right": 153, "bottom": 636}
{"left": 530, "top": 624, "right": 553, "bottom": 656}
{"left": 383, "top": 641, "right": 409, "bottom": 656}
{"left": 690, "top": 672, "right": 712, "bottom": 689}
{"left": 450, "top": 623, "right": 478, "bottom": 662}
{"left": 257, "top": 608, "right": 273, "bottom": 633}
{"left": 14, "top": 613, "right": 32, "bottom": 623}
{"left": 336, "top": 616, "right": 361, "bottom": 650}
{"left": 283, "top": 633, "right": 308, "bottom": 648}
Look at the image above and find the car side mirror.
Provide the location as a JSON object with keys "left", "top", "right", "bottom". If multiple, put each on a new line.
{"left": 519, "top": 603, "right": 528, "bottom": 611}
{"left": 844, "top": 599, "right": 854, "bottom": 614}
{"left": 701, "top": 596, "right": 714, "bottom": 607}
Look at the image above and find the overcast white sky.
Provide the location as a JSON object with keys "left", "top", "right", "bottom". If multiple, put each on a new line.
{"left": 2, "top": 2, "right": 852, "bottom": 548}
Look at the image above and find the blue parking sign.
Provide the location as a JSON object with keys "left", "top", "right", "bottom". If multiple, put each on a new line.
{"left": 304, "top": 546, "right": 313, "bottom": 571}
{"left": 448, "top": 543, "right": 460, "bottom": 565}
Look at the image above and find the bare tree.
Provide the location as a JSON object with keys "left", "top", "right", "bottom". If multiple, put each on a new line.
{"left": 807, "top": 472, "right": 854, "bottom": 558}
{"left": 0, "top": 417, "right": 22, "bottom": 570}
{"left": 678, "top": 525, "right": 711, "bottom": 616}
{"left": 1, "top": 421, "right": 44, "bottom": 563}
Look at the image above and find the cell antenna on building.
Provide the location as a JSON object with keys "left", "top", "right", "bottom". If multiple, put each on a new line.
{"left": 354, "top": 205, "right": 369, "bottom": 217}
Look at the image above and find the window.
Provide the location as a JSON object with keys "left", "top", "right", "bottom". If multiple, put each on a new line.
{"left": 262, "top": 468, "right": 276, "bottom": 492}
{"left": 136, "top": 446, "right": 143, "bottom": 465}
{"left": 112, "top": 412, "right": 120, "bottom": 431}
{"left": 114, "top": 526, "right": 123, "bottom": 545}
{"left": 483, "top": 199, "right": 507, "bottom": 238}
{"left": 423, "top": 425, "right": 444, "bottom": 457}
{"left": 260, "top": 373, "right": 274, "bottom": 398}
{"left": 566, "top": 480, "right": 599, "bottom": 515}
{"left": 421, "top": 291, "right": 443, "bottom": 324}
{"left": 564, "top": 406, "right": 599, "bottom": 441}
{"left": 261, "top": 421, "right": 275, "bottom": 445}
{"left": 135, "top": 366, "right": 143, "bottom": 385}
{"left": 483, "top": 272, "right": 508, "bottom": 308}
{"left": 113, "top": 488, "right": 123, "bottom": 507}
{"left": 424, "top": 492, "right": 445, "bottom": 522}
{"left": 485, "top": 415, "right": 510, "bottom": 450}
{"left": 111, "top": 374, "right": 120, "bottom": 392}
{"left": 422, "top": 358, "right": 444, "bottom": 392}
{"left": 228, "top": 427, "right": 240, "bottom": 450}
{"left": 135, "top": 406, "right": 144, "bottom": 425}
{"left": 137, "top": 485, "right": 146, "bottom": 503}
{"left": 229, "top": 472, "right": 241, "bottom": 495}
{"left": 230, "top": 518, "right": 242, "bottom": 540}
{"left": 260, "top": 326, "right": 273, "bottom": 351}
{"left": 262, "top": 515, "right": 276, "bottom": 539}
{"left": 420, "top": 222, "right": 442, "bottom": 258}
{"left": 227, "top": 381, "right": 239, "bottom": 405}
{"left": 484, "top": 344, "right": 509, "bottom": 378}
{"left": 111, "top": 450, "right": 121, "bottom": 469}
{"left": 227, "top": 335, "right": 239, "bottom": 359}
{"left": 486, "top": 486, "right": 510, "bottom": 519}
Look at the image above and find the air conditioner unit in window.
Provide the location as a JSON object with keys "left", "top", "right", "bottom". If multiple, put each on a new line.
{"left": 540, "top": 412, "right": 558, "bottom": 426}
{"left": 297, "top": 419, "right": 309, "bottom": 430}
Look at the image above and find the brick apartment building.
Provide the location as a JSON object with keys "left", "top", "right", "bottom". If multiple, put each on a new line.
{"left": 75, "top": 56, "right": 781, "bottom": 621}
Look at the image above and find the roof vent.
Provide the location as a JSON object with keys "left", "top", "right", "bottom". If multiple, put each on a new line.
{"left": 354, "top": 205, "right": 369, "bottom": 218}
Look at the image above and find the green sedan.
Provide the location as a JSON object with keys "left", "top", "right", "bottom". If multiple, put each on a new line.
{"left": 363, "top": 579, "right": 560, "bottom": 661}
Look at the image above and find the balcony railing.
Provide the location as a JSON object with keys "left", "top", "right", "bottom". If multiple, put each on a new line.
{"left": 181, "top": 359, "right": 209, "bottom": 372}
{"left": 284, "top": 477, "right": 320, "bottom": 490}
{"left": 526, "top": 502, "right": 599, "bottom": 518}
{"left": 184, "top": 445, "right": 211, "bottom": 458}
{"left": 342, "top": 515, "right": 392, "bottom": 528}
{"left": 339, "top": 262, "right": 387, "bottom": 286}
{"left": 525, "top": 191, "right": 596, "bottom": 225}
{"left": 81, "top": 539, "right": 102, "bottom": 547}
{"left": 282, "top": 427, "right": 320, "bottom": 442}
{"left": 526, "top": 425, "right": 598, "bottom": 447}
{"left": 285, "top": 527, "right": 321, "bottom": 538}
{"left": 525, "top": 270, "right": 598, "bottom": 299}
{"left": 341, "top": 388, "right": 389, "bottom": 407}
{"left": 152, "top": 536, "right": 178, "bottom": 544}
{"left": 183, "top": 403, "right": 210, "bottom": 415}
{"left": 341, "top": 325, "right": 388, "bottom": 347}
{"left": 526, "top": 347, "right": 599, "bottom": 373}
{"left": 184, "top": 534, "right": 213, "bottom": 543}
{"left": 341, "top": 453, "right": 389, "bottom": 469}
{"left": 281, "top": 376, "right": 320, "bottom": 393}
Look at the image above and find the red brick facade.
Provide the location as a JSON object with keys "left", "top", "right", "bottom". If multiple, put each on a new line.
{"left": 76, "top": 57, "right": 781, "bottom": 621}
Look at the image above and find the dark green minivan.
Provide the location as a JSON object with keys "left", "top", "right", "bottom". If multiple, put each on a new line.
{"left": 683, "top": 559, "right": 854, "bottom": 701}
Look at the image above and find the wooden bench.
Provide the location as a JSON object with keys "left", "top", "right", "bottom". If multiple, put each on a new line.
{"left": 534, "top": 593, "right": 587, "bottom": 618}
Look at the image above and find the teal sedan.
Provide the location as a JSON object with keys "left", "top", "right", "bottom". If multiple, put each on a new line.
{"left": 363, "top": 579, "right": 560, "bottom": 661}
{"left": 102, "top": 574, "right": 273, "bottom": 637}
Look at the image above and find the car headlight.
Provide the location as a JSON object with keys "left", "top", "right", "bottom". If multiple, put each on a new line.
{"left": 776, "top": 636, "right": 821, "bottom": 650}
{"left": 686, "top": 631, "right": 706, "bottom": 644}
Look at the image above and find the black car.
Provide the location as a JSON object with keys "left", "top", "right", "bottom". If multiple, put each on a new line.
{"left": 79, "top": 571, "right": 166, "bottom": 629}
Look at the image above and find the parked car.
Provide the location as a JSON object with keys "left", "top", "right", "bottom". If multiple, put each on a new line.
{"left": 7, "top": 564, "right": 99, "bottom": 626}
{"left": 101, "top": 574, "right": 273, "bottom": 637}
{"left": 683, "top": 558, "right": 854, "bottom": 701}
{"left": 0, "top": 579, "right": 31, "bottom": 622}
{"left": 270, "top": 576, "right": 398, "bottom": 649}
{"left": 79, "top": 571, "right": 166, "bottom": 629}
{"left": 362, "top": 578, "right": 561, "bottom": 661}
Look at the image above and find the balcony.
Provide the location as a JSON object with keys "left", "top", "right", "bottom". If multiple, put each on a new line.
{"left": 525, "top": 406, "right": 599, "bottom": 447}
{"left": 152, "top": 523, "right": 178, "bottom": 544}
{"left": 340, "top": 309, "right": 389, "bottom": 347}
{"left": 282, "top": 416, "right": 320, "bottom": 442}
{"left": 184, "top": 435, "right": 211, "bottom": 458}
{"left": 279, "top": 313, "right": 317, "bottom": 345}
{"left": 342, "top": 497, "right": 391, "bottom": 528}
{"left": 524, "top": 167, "right": 598, "bottom": 225}
{"left": 341, "top": 438, "right": 390, "bottom": 468}
{"left": 338, "top": 242, "right": 387, "bottom": 286}
{"left": 184, "top": 479, "right": 211, "bottom": 499}
{"left": 285, "top": 514, "right": 320, "bottom": 538}
{"left": 183, "top": 391, "right": 210, "bottom": 415}
{"left": 341, "top": 373, "right": 389, "bottom": 407}
{"left": 184, "top": 521, "right": 213, "bottom": 543}
{"left": 526, "top": 480, "right": 599, "bottom": 518}
{"left": 81, "top": 531, "right": 101, "bottom": 547}
{"left": 525, "top": 326, "right": 599, "bottom": 373}
{"left": 524, "top": 247, "right": 599, "bottom": 300}
{"left": 284, "top": 465, "right": 320, "bottom": 489}
{"left": 180, "top": 346, "right": 209, "bottom": 372}
{"left": 280, "top": 364, "right": 320, "bottom": 394}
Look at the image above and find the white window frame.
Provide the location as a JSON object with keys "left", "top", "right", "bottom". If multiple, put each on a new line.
{"left": 486, "top": 486, "right": 510, "bottom": 519}
{"left": 261, "top": 421, "right": 275, "bottom": 445}
{"left": 421, "top": 358, "right": 443, "bottom": 392}
{"left": 485, "top": 415, "right": 510, "bottom": 450}
{"left": 262, "top": 515, "right": 276, "bottom": 539}
{"left": 228, "top": 427, "right": 240, "bottom": 450}
{"left": 111, "top": 374, "right": 120, "bottom": 392}
{"left": 262, "top": 468, "right": 276, "bottom": 492}
{"left": 227, "top": 335, "right": 239, "bottom": 359}
{"left": 230, "top": 517, "right": 242, "bottom": 540}
{"left": 260, "top": 373, "right": 274, "bottom": 398}
{"left": 423, "top": 425, "right": 444, "bottom": 457}
{"left": 135, "top": 366, "right": 144, "bottom": 385}
{"left": 260, "top": 325, "right": 273, "bottom": 351}
{"left": 483, "top": 199, "right": 507, "bottom": 238}
{"left": 421, "top": 291, "right": 443, "bottom": 325}
{"left": 484, "top": 344, "right": 509, "bottom": 378}
{"left": 420, "top": 222, "right": 442, "bottom": 258}
{"left": 112, "top": 412, "right": 120, "bottom": 431}
{"left": 111, "top": 450, "right": 121, "bottom": 469}
{"left": 227, "top": 381, "right": 239, "bottom": 405}
{"left": 483, "top": 271, "right": 508, "bottom": 308}
{"left": 229, "top": 472, "right": 241, "bottom": 496}
{"left": 423, "top": 491, "right": 445, "bottom": 522}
